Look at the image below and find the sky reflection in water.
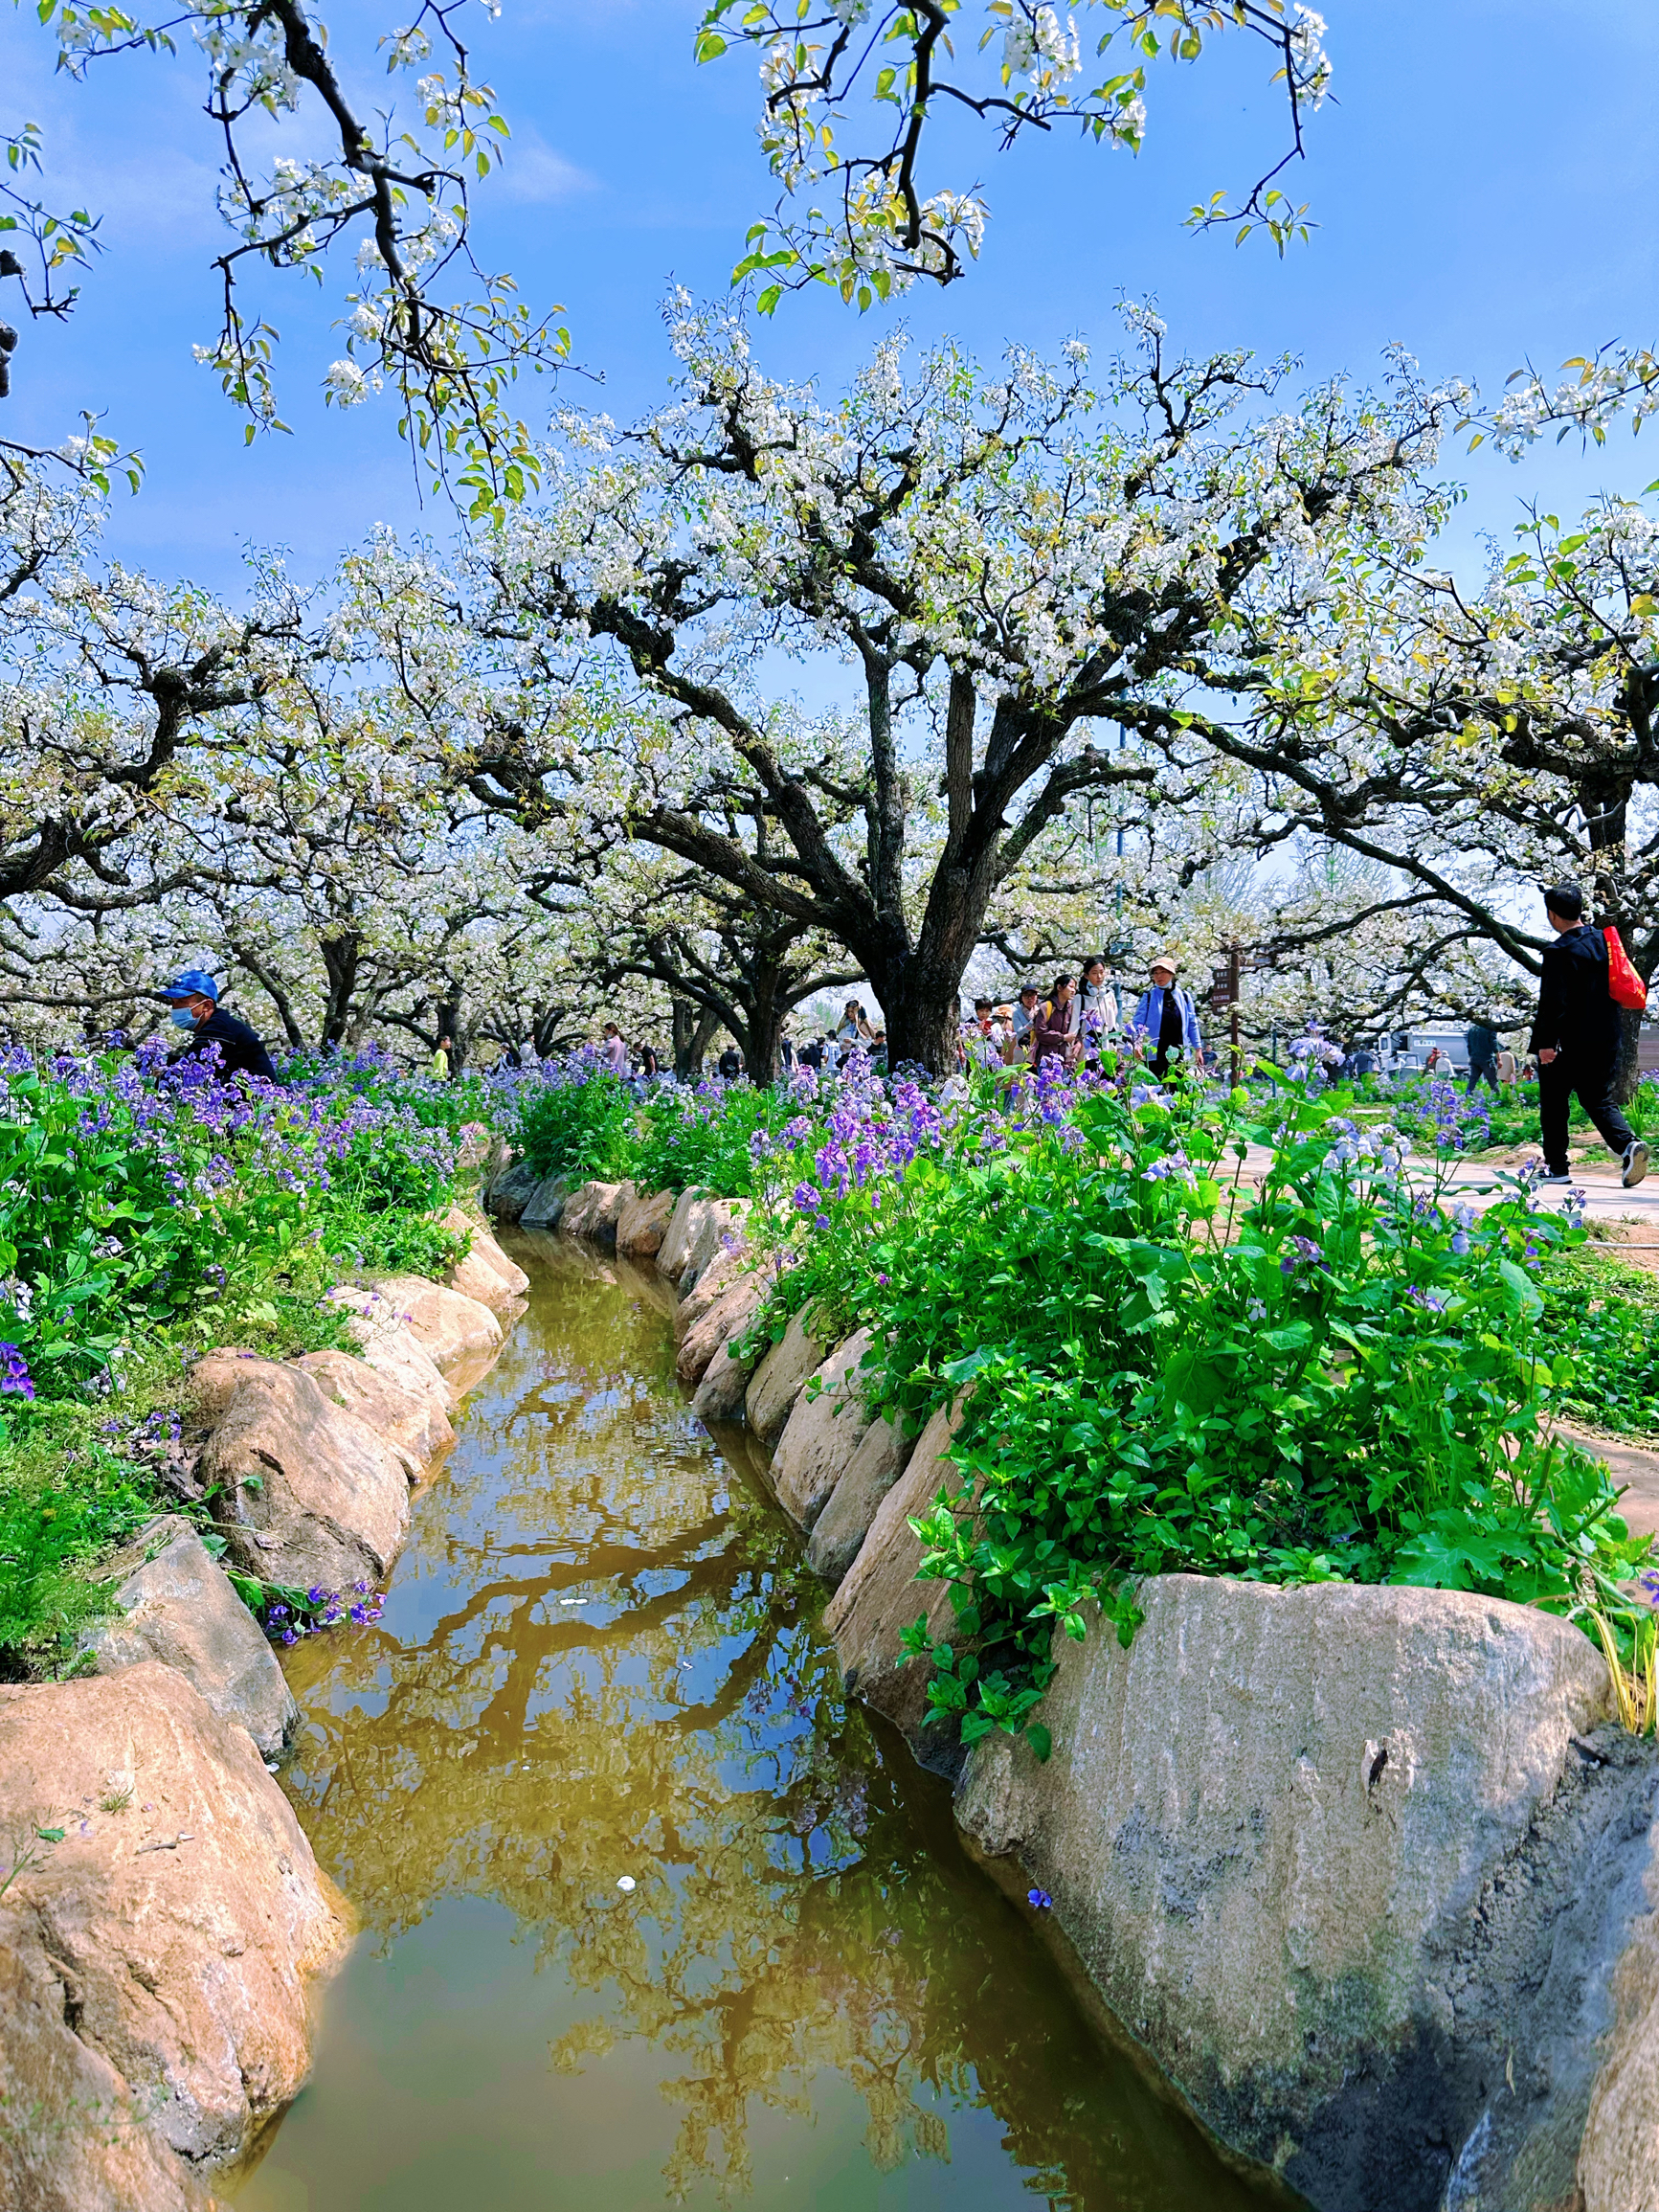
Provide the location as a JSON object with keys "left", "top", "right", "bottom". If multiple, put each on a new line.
{"left": 235, "top": 1239, "right": 1279, "bottom": 2212}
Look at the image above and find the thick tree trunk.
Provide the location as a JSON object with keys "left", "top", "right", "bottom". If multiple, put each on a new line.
{"left": 732, "top": 949, "right": 791, "bottom": 1086}
{"left": 319, "top": 932, "right": 361, "bottom": 1051}
{"left": 881, "top": 956, "right": 967, "bottom": 1076}
{"left": 672, "top": 1001, "right": 721, "bottom": 1080}
{"left": 434, "top": 985, "right": 468, "bottom": 1072}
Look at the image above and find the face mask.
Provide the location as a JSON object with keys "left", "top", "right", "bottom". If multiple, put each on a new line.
{"left": 170, "top": 1005, "right": 200, "bottom": 1028}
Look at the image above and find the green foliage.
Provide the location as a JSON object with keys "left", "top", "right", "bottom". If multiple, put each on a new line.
{"left": 514, "top": 1066, "right": 639, "bottom": 1183}
{"left": 1539, "top": 1245, "right": 1659, "bottom": 1435}
{"left": 504, "top": 1052, "right": 1659, "bottom": 1751}
{"left": 631, "top": 1081, "right": 795, "bottom": 1197}
{"left": 0, "top": 1041, "right": 472, "bottom": 1674}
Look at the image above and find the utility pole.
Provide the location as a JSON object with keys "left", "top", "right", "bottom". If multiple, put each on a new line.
{"left": 1229, "top": 941, "right": 1242, "bottom": 1086}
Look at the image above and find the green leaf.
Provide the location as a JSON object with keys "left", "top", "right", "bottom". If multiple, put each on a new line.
{"left": 1496, "top": 1258, "right": 1543, "bottom": 1320}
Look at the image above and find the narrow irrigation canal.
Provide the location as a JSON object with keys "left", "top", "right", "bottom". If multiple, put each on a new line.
{"left": 236, "top": 1240, "right": 1279, "bottom": 2212}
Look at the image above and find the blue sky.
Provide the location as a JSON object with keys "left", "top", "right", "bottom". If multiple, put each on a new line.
{"left": 3, "top": 0, "right": 1656, "bottom": 592}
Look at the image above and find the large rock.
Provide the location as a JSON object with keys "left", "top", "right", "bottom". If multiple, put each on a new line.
{"left": 690, "top": 1321, "right": 768, "bottom": 1424}
{"left": 773, "top": 1328, "right": 882, "bottom": 1531}
{"left": 616, "top": 1184, "right": 675, "bottom": 1259}
{"left": 673, "top": 1244, "right": 747, "bottom": 1342}
{"left": 0, "top": 1665, "right": 350, "bottom": 2198}
{"left": 822, "top": 1399, "right": 965, "bottom": 1756}
{"left": 439, "top": 1204, "right": 529, "bottom": 1311}
{"left": 0, "top": 1919, "right": 219, "bottom": 2212}
{"left": 297, "top": 1344, "right": 456, "bottom": 1466}
{"left": 363, "top": 1273, "right": 504, "bottom": 1375}
{"left": 952, "top": 1576, "right": 1652, "bottom": 2212}
{"left": 331, "top": 1292, "right": 459, "bottom": 1417}
{"left": 676, "top": 1276, "right": 767, "bottom": 1389}
{"left": 679, "top": 1198, "right": 750, "bottom": 1291}
{"left": 805, "top": 1409, "right": 914, "bottom": 1586}
{"left": 559, "top": 1179, "right": 626, "bottom": 1248}
{"left": 84, "top": 1517, "right": 298, "bottom": 1761}
{"left": 1581, "top": 1835, "right": 1659, "bottom": 2212}
{"left": 519, "top": 1173, "right": 571, "bottom": 1230}
{"left": 485, "top": 1156, "right": 542, "bottom": 1225}
{"left": 744, "top": 1306, "right": 828, "bottom": 1454}
{"left": 657, "top": 1187, "right": 713, "bottom": 1282}
{"left": 193, "top": 1352, "right": 412, "bottom": 1595}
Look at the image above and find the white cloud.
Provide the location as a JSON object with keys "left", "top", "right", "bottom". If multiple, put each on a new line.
{"left": 492, "top": 131, "right": 597, "bottom": 205}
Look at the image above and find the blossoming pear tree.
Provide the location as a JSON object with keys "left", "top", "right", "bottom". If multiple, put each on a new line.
{"left": 450, "top": 300, "right": 1453, "bottom": 1072}
{"left": 0, "top": 469, "right": 319, "bottom": 908}
{"left": 1151, "top": 489, "right": 1659, "bottom": 1095}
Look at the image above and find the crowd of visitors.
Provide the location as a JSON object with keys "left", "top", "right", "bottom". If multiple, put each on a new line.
{"left": 152, "top": 885, "right": 1648, "bottom": 1189}
{"left": 960, "top": 955, "right": 1205, "bottom": 1080}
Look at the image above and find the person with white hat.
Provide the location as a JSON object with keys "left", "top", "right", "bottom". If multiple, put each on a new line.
{"left": 1131, "top": 955, "right": 1204, "bottom": 1080}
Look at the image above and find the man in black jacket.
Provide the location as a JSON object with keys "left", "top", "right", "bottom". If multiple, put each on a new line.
{"left": 160, "top": 970, "right": 280, "bottom": 1085}
{"left": 1528, "top": 886, "right": 1648, "bottom": 1188}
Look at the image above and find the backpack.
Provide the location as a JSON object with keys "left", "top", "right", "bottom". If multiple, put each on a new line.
{"left": 1604, "top": 926, "right": 1649, "bottom": 1013}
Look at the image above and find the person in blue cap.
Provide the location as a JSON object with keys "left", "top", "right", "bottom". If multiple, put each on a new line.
{"left": 159, "top": 970, "right": 279, "bottom": 1085}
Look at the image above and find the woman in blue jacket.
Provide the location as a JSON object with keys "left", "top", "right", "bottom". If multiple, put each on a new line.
{"left": 1131, "top": 956, "right": 1204, "bottom": 1080}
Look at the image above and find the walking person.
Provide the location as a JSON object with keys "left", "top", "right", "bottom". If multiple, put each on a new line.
{"left": 1030, "top": 975, "right": 1084, "bottom": 1071}
{"left": 1464, "top": 1020, "right": 1501, "bottom": 1096}
{"left": 430, "top": 1034, "right": 453, "bottom": 1082}
{"left": 602, "top": 1022, "right": 629, "bottom": 1076}
{"left": 159, "top": 970, "right": 279, "bottom": 1084}
{"left": 1079, "top": 957, "right": 1118, "bottom": 1050}
{"left": 1131, "top": 957, "right": 1204, "bottom": 1081}
{"left": 968, "top": 998, "right": 1005, "bottom": 1072}
{"left": 1009, "top": 983, "right": 1041, "bottom": 1057}
{"left": 1530, "top": 883, "right": 1648, "bottom": 1188}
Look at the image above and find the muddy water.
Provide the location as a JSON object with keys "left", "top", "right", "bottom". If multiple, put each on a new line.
{"left": 236, "top": 1240, "right": 1283, "bottom": 2212}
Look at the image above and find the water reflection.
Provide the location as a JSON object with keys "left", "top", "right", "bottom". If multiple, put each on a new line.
{"left": 238, "top": 1243, "right": 1282, "bottom": 2212}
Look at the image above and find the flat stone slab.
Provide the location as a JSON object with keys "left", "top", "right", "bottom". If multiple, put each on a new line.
{"left": 658, "top": 1188, "right": 714, "bottom": 1283}
{"left": 440, "top": 1206, "right": 530, "bottom": 1310}
{"left": 617, "top": 1184, "right": 675, "bottom": 1259}
{"left": 805, "top": 1410, "right": 913, "bottom": 1587}
{"left": 519, "top": 1173, "right": 571, "bottom": 1230}
{"left": 745, "top": 1307, "right": 827, "bottom": 1454}
{"left": 296, "top": 1345, "right": 454, "bottom": 1468}
{"left": 361, "top": 1275, "right": 504, "bottom": 1375}
{"left": 954, "top": 1576, "right": 1639, "bottom": 2212}
{"left": 773, "top": 1328, "right": 880, "bottom": 1531}
{"left": 485, "top": 1157, "right": 543, "bottom": 1224}
{"left": 677, "top": 1276, "right": 766, "bottom": 1389}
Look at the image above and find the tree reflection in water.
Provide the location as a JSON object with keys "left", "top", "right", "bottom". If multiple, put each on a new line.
{"left": 273, "top": 1243, "right": 1279, "bottom": 2212}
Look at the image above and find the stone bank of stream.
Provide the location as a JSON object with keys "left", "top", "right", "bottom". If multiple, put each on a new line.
{"left": 235, "top": 1237, "right": 1283, "bottom": 2212}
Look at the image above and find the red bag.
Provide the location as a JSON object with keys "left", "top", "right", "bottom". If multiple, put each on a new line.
{"left": 1604, "top": 926, "right": 1649, "bottom": 1013}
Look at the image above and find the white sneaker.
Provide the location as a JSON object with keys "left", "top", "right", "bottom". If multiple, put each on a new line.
{"left": 1625, "top": 1140, "right": 1650, "bottom": 1190}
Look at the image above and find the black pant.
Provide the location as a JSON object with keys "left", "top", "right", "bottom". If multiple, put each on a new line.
{"left": 1539, "top": 1054, "right": 1636, "bottom": 1173}
{"left": 1466, "top": 1059, "right": 1498, "bottom": 1095}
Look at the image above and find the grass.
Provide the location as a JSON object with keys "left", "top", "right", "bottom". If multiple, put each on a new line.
{"left": 1539, "top": 1244, "right": 1659, "bottom": 1438}
{"left": 0, "top": 1208, "right": 471, "bottom": 1680}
